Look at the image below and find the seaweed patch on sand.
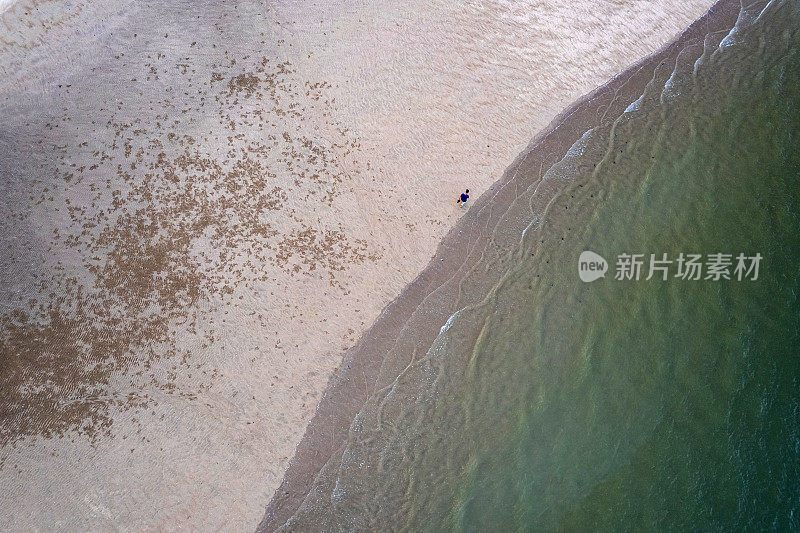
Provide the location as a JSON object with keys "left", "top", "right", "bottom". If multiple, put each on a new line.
{"left": 1, "top": 46, "right": 377, "bottom": 447}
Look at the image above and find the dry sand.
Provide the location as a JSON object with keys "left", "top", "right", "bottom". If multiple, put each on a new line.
{"left": 0, "top": 0, "right": 713, "bottom": 530}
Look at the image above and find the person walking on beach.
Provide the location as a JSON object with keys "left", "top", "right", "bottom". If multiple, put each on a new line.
{"left": 457, "top": 189, "right": 470, "bottom": 208}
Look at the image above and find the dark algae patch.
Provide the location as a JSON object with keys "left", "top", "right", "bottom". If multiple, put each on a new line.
{"left": 0, "top": 50, "right": 377, "bottom": 447}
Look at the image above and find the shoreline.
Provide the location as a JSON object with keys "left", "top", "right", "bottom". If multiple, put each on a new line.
{"left": 0, "top": 0, "right": 732, "bottom": 529}
{"left": 257, "top": 0, "right": 743, "bottom": 529}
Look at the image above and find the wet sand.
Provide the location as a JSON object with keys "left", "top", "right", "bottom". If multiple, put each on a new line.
{"left": 1, "top": 0, "right": 717, "bottom": 530}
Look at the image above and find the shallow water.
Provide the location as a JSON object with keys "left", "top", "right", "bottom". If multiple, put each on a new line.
{"left": 281, "top": 1, "right": 800, "bottom": 529}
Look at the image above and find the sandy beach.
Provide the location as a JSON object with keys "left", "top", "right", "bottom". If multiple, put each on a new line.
{"left": 262, "top": 0, "right": 755, "bottom": 527}
{"left": 0, "top": 0, "right": 716, "bottom": 530}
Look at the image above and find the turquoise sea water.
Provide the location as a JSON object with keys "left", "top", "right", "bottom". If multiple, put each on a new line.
{"left": 282, "top": 1, "right": 800, "bottom": 529}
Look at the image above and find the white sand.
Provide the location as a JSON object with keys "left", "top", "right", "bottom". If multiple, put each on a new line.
{"left": 0, "top": 0, "right": 713, "bottom": 530}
